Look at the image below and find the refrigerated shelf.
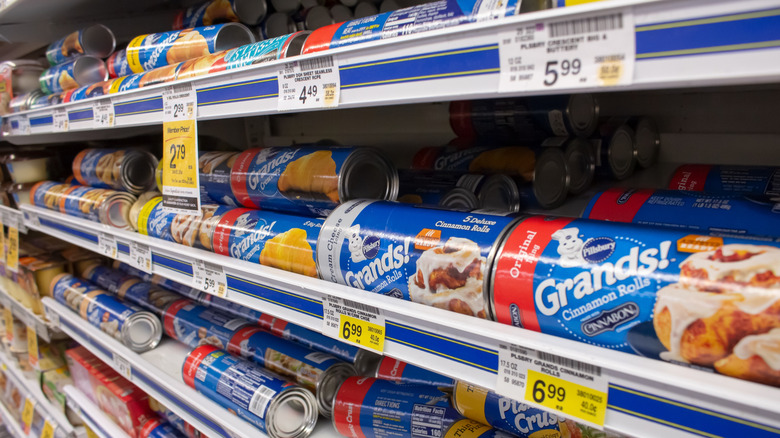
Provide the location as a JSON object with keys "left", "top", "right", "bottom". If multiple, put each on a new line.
{"left": 0, "top": 286, "right": 65, "bottom": 344}
{"left": 63, "top": 386, "right": 129, "bottom": 438}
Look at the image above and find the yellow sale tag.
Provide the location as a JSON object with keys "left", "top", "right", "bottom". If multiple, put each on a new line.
{"left": 0, "top": 217, "right": 5, "bottom": 265}
{"left": 41, "top": 420, "right": 55, "bottom": 438}
{"left": 161, "top": 83, "right": 200, "bottom": 214}
{"left": 339, "top": 314, "right": 385, "bottom": 352}
{"left": 163, "top": 118, "right": 198, "bottom": 189}
{"left": 524, "top": 369, "right": 607, "bottom": 427}
{"left": 4, "top": 307, "right": 12, "bottom": 341}
{"left": 22, "top": 397, "right": 35, "bottom": 432}
{"left": 6, "top": 227, "right": 18, "bottom": 272}
{"left": 85, "top": 425, "right": 100, "bottom": 438}
{"left": 27, "top": 325, "right": 39, "bottom": 369}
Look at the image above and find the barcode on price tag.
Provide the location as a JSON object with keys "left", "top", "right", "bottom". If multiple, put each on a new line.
{"left": 114, "top": 353, "right": 132, "bottom": 379}
{"left": 24, "top": 211, "right": 40, "bottom": 228}
{"left": 193, "top": 260, "right": 227, "bottom": 297}
{"left": 93, "top": 98, "right": 115, "bottom": 128}
{"left": 162, "top": 84, "right": 201, "bottom": 215}
{"left": 11, "top": 115, "right": 30, "bottom": 135}
{"left": 41, "top": 420, "right": 56, "bottom": 438}
{"left": 129, "top": 242, "right": 153, "bottom": 273}
{"left": 498, "top": 9, "right": 635, "bottom": 92}
{"left": 496, "top": 343, "right": 608, "bottom": 429}
{"left": 277, "top": 56, "right": 340, "bottom": 111}
{"left": 322, "top": 296, "right": 385, "bottom": 352}
{"left": 52, "top": 108, "right": 69, "bottom": 132}
{"left": 98, "top": 232, "right": 117, "bottom": 258}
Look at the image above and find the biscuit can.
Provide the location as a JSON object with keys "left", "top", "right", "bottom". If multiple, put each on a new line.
{"left": 397, "top": 170, "right": 484, "bottom": 209}
{"left": 592, "top": 120, "right": 636, "bottom": 181}
{"left": 228, "top": 326, "right": 356, "bottom": 417}
{"left": 109, "top": 71, "right": 145, "bottom": 93}
{"left": 46, "top": 25, "right": 116, "bottom": 66}
{"left": 583, "top": 187, "right": 780, "bottom": 241}
{"left": 669, "top": 164, "right": 780, "bottom": 197}
{"left": 183, "top": 345, "right": 319, "bottom": 438}
{"left": 411, "top": 146, "right": 537, "bottom": 179}
{"left": 317, "top": 200, "right": 517, "bottom": 318}
{"left": 199, "top": 151, "right": 240, "bottom": 206}
{"left": 39, "top": 56, "right": 108, "bottom": 94}
{"left": 532, "top": 147, "right": 570, "bottom": 209}
{"left": 230, "top": 146, "right": 398, "bottom": 216}
{"left": 137, "top": 197, "right": 233, "bottom": 249}
{"left": 139, "top": 418, "right": 184, "bottom": 438}
{"left": 222, "top": 31, "right": 311, "bottom": 69}
{"left": 57, "top": 185, "right": 137, "bottom": 229}
{"left": 51, "top": 273, "right": 162, "bottom": 351}
{"left": 449, "top": 95, "right": 600, "bottom": 141}
{"left": 8, "top": 90, "right": 43, "bottom": 113}
{"left": 212, "top": 208, "right": 323, "bottom": 277}
{"left": 114, "top": 262, "right": 209, "bottom": 303}
{"left": 148, "top": 399, "right": 207, "bottom": 438}
{"left": 332, "top": 377, "right": 462, "bottom": 438}
{"left": 73, "top": 148, "right": 159, "bottom": 194}
{"left": 451, "top": 381, "right": 580, "bottom": 438}
{"left": 163, "top": 299, "right": 251, "bottom": 351}
{"left": 562, "top": 137, "right": 595, "bottom": 195}
{"left": 82, "top": 264, "right": 185, "bottom": 314}
{"left": 68, "top": 78, "right": 119, "bottom": 102}
{"left": 374, "top": 357, "right": 455, "bottom": 389}
{"left": 30, "top": 181, "right": 72, "bottom": 209}
{"left": 175, "top": 0, "right": 268, "bottom": 28}
{"left": 488, "top": 215, "right": 780, "bottom": 386}
{"left": 106, "top": 49, "right": 130, "bottom": 79}
{"left": 261, "top": 13, "right": 298, "bottom": 39}
{"left": 126, "top": 23, "right": 255, "bottom": 73}
{"left": 443, "top": 419, "right": 512, "bottom": 438}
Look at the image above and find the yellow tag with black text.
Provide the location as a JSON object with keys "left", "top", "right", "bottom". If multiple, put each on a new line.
{"left": 339, "top": 314, "right": 385, "bottom": 352}
{"left": 162, "top": 84, "right": 200, "bottom": 215}
{"left": 6, "top": 226, "right": 18, "bottom": 272}
{"left": 41, "top": 420, "right": 55, "bottom": 438}
{"left": 22, "top": 398, "right": 35, "bottom": 433}
{"left": 4, "top": 307, "right": 12, "bottom": 340}
{"left": 524, "top": 369, "right": 608, "bottom": 427}
{"left": 0, "top": 216, "right": 5, "bottom": 265}
{"left": 27, "top": 325, "right": 39, "bottom": 369}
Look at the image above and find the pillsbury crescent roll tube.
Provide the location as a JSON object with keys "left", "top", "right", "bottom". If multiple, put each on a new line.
{"left": 46, "top": 25, "right": 116, "bottom": 66}
{"left": 174, "top": 0, "right": 268, "bottom": 28}
{"left": 39, "top": 56, "right": 107, "bottom": 94}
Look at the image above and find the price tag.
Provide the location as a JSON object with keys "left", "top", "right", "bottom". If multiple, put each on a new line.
{"left": 4, "top": 307, "right": 13, "bottom": 340}
{"left": 129, "top": 242, "right": 153, "bottom": 273}
{"left": 22, "top": 397, "right": 35, "bottom": 433}
{"left": 44, "top": 306, "right": 60, "bottom": 329}
{"left": 497, "top": 344, "right": 608, "bottom": 429}
{"left": 192, "top": 260, "right": 227, "bottom": 298}
{"left": 113, "top": 352, "right": 132, "bottom": 380}
{"left": 52, "top": 107, "right": 69, "bottom": 132}
{"left": 24, "top": 211, "right": 40, "bottom": 228}
{"left": 323, "top": 296, "right": 385, "bottom": 352}
{"left": 498, "top": 9, "right": 635, "bottom": 92}
{"left": 41, "top": 420, "right": 56, "bottom": 438}
{"left": 27, "top": 325, "right": 39, "bottom": 369}
{"left": 277, "top": 56, "right": 340, "bottom": 111}
{"left": 98, "top": 232, "right": 117, "bottom": 258}
{"left": 6, "top": 225, "right": 18, "bottom": 273}
{"left": 10, "top": 115, "right": 30, "bottom": 136}
{"left": 93, "top": 98, "right": 115, "bottom": 128}
{"left": 0, "top": 215, "right": 5, "bottom": 266}
{"left": 85, "top": 426, "right": 100, "bottom": 438}
{"left": 162, "top": 83, "right": 200, "bottom": 215}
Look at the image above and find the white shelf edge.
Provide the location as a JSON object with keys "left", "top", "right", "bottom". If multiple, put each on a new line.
{"left": 0, "top": 285, "right": 63, "bottom": 343}
{"left": 0, "top": 206, "right": 26, "bottom": 234}
{"left": 0, "top": 349, "right": 74, "bottom": 436}
{"left": 63, "top": 386, "right": 129, "bottom": 438}
{"left": 22, "top": 205, "right": 780, "bottom": 437}
{"left": 0, "top": 397, "right": 27, "bottom": 438}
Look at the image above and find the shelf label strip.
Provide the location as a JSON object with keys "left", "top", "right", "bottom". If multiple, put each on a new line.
{"left": 323, "top": 295, "right": 385, "bottom": 353}
{"left": 277, "top": 56, "right": 341, "bottom": 111}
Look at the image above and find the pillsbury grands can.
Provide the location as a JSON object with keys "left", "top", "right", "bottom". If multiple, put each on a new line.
{"left": 228, "top": 326, "right": 356, "bottom": 417}
{"left": 183, "top": 345, "right": 319, "bottom": 438}
{"left": 73, "top": 148, "right": 158, "bottom": 194}
{"left": 39, "top": 56, "right": 108, "bottom": 94}
{"left": 46, "top": 25, "right": 116, "bottom": 66}
{"left": 669, "top": 164, "right": 780, "bottom": 197}
{"left": 126, "top": 24, "right": 255, "bottom": 73}
{"left": 106, "top": 49, "right": 130, "bottom": 78}
{"left": 164, "top": 300, "right": 251, "bottom": 351}
{"left": 199, "top": 151, "right": 240, "bottom": 206}
{"left": 332, "top": 377, "right": 462, "bottom": 438}
{"left": 50, "top": 273, "right": 162, "bottom": 351}
{"left": 136, "top": 197, "right": 233, "bottom": 249}
{"left": 374, "top": 357, "right": 455, "bottom": 389}
{"left": 212, "top": 208, "right": 323, "bottom": 277}
{"left": 487, "top": 215, "right": 780, "bottom": 387}
{"left": 139, "top": 418, "right": 184, "bottom": 438}
{"left": 174, "top": 0, "right": 268, "bottom": 28}
{"left": 443, "top": 419, "right": 512, "bottom": 438}
{"left": 81, "top": 263, "right": 185, "bottom": 314}
{"left": 318, "top": 200, "right": 517, "bottom": 319}
{"left": 29, "top": 181, "right": 136, "bottom": 229}
{"left": 230, "top": 146, "right": 398, "bottom": 217}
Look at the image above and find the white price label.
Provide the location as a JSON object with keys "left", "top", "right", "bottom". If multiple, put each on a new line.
{"left": 129, "top": 242, "right": 153, "bottom": 273}
{"left": 496, "top": 343, "right": 609, "bottom": 429}
{"left": 23, "top": 211, "right": 39, "bottom": 229}
{"left": 113, "top": 353, "right": 132, "bottom": 380}
{"left": 98, "top": 232, "right": 117, "bottom": 258}
{"left": 10, "top": 116, "right": 30, "bottom": 135}
{"left": 52, "top": 108, "right": 69, "bottom": 132}
{"left": 3, "top": 210, "right": 19, "bottom": 230}
{"left": 193, "top": 260, "right": 227, "bottom": 297}
{"left": 322, "top": 296, "right": 385, "bottom": 352}
{"left": 498, "top": 9, "right": 635, "bottom": 92}
{"left": 93, "top": 98, "right": 115, "bottom": 128}
{"left": 45, "top": 307, "right": 60, "bottom": 329}
{"left": 277, "top": 56, "right": 340, "bottom": 111}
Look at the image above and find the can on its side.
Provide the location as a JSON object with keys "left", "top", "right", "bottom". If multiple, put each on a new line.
{"left": 174, "top": 0, "right": 268, "bottom": 29}
{"left": 68, "top": 79, "right": 118, "bottom": 102}
{"left": 30, "top": 181, "right": 72, "bottom": 210}
{"left": 199, "top": 151, "right": 240, "bottom": 206}
{"left": 8, "top": 90, "right": 44, "bottom": 113}
{"left": 83, "top": 264, "right": 186, "bottom": 315}
{"left": 593, "top": 120, "right": 637, "bottom": 181}
{"left": 230, "top": 146, "right": 398, "bottom": 216}
{"left": 374, "top": 357, "right": 455, "bottom": 389}
{"left": 46, "top": 25, "right": 116, "bottom": 66}
{"left": 532, "top": 147, "right": 570, "bottom": 209}
{"left": 39, "top": 56, "right": 107, "bottom": 95}
{"left": 139, "top": 418, "right": 182, "bottom": 438}
{"left": 317, "top": 200, "right": 517, "bottom": 319}
{"left": 486, "top": 215, "right": 780, "bottom": 387}
{"left": 443, "top": 419, "right": 509, "bottom": 438}
{"left": 136, "top": 197, "right": 233, "bottom": 249}
{"left": 332, "top": 377, "right": 462, "bottom": 438}
{"left": 561, "top": 137, "right": 595, "bottom": 195}
{"left": 261, "top": 13, "right": 299, "bottom": 39}
{"left": 163, "top": 300, "right": 251, "bottom": 351}
{"left": 669, "top": 164, "right": 780, "bottom": 197}
{"left": 73, "top": 148, "right": 158, "bottom": 194}
{"left": 411, "top": 146, "right": 537, "bottom": 181}
{"left": 106, "top": 49, "right": 130, "bottom": 79}
{"left": 397, "top": 170, "right": 484, "bottom": 210}
{"left": 56, "top": 185, "right": 137, "bottom": 229}
{"left": 149, "top": 398, "right": 207, "bottom": 438}
{"left": 228, "top": 326, "right": 356, "bottom": 417}
{"left": 126, "top": 23, "right": 256, "bottom": 73}
{"left": 183, "top": 345, "right": 319, "bottom": 438}
{"left": 50, "top": 273, "right": 162, "bottom": 352}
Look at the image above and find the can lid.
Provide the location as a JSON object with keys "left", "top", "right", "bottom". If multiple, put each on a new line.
{"left": 477, "top": 174, "right": 521, "bottom": 213}
{"left": 607, "top": 125, "right": 637, "bottom": 180}
{"left": 265, "top": 13, "right": 296, "bottom": 39}
{"left": 564, "top": 138, "right": 595, "bottom": 195}
{"left": 272, "top": 0, "right": 303, "bottom": 14}
{"left": 101, "top": 192, "right": 136, "bottom": 230}
{"left": 317, "top": 363, "right": 356, "bottom": 417}
{"left": 353, "top": 1, "right": 378, "bottom": 18}
{"left": 235, "top": 0, "right": 269, "bottom": 25}
{"left": 330, "top": 4, "right": 354, "bottom": 22}
{"left": 634, "top": 117, "right": 660, "bottom": 169}
{"left": 268, "top": 388, "right": 319, "bottom": 438}
{"left": 123, "top": 311, "right": 162, "bottom": 352}
{"left": 122, "top": 151, "right": 159, "bottom": 194}
{"left": 82, "top": 24, "right": 116, "bottom": 59}
{"left": 353, "top": 349, "right": 383, "bottom": 376}
{"left": 439, "top": 188, "right": 479, "bottom": 210}
{"left": 380, "top": 0, "right": 399, "bottom": 12}
{"left": 567, "top": 93, "right": 599, "bottom": 137}
{"left": 340, "top": 149, "right": 399, "bottom": 202}
{"left": 73, "top": 56, "right": 108, "bottom": 86}
{"left": 305, "top": 6, "right": 335, "bottom": 30}
{"left": 215, "top": 23, "right": 257, "bottom": 51}
{"left": 533, "top": 148, "right": 570, "bottom": 209}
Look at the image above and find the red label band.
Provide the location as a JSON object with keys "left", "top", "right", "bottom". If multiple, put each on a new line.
{"left": 183, "top": 345, "right": 219, "bottom": 388}
{"left": 163, "top": 299, "right": 191, "bottom": 339}
{"left": 227, "top": 325, "right": 261, "bottom": 356}
{"left": 669, "top": 164, "right": 711, "bottom": 191}
{"left": 585, "top": 188, "right": 654, "bottom": 223}
{"left": 230, "top": 149, "right": 262, "bottom": 208}
{"left": 376, "top": 357, "right": 406, "bottom": 381}
{"left": 213, "top": 208, "right": 253, "bottom": 256}
{"left": 332, "top": 377, "right": 374, "bottom": 438}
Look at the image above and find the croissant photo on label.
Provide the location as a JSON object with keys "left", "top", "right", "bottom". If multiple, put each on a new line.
{"left": 278, "top": 150, "right": 339, "bottom": 202}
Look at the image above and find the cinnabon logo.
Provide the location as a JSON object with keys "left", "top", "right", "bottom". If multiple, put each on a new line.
{"left": 616, "top": 189, "right": 636, "bottom": 204}
{"left": 581, "top": 302, "right": 640, "bottom": 336}
{"left": 509, "top": 304, "right": 522, "bottom": 327}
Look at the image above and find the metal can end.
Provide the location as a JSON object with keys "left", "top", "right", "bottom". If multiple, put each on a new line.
{"left": 354, "top": 349, "right": 383, "bottom": 376}
{"left": 439, "top": 188, "right": 479, "bottom": 210}
{"left": 215, "top": 22, "right": 257, "bottom": 51}
{"left": 100, "top": 191, "right": 137, "bottom": 230}
{"left": 567, "top": 93, "right": 599, "bottom": 137}
{"left": 634, "top": 117, "right": 660, "bottom": 169}
{"left": 477, "top": 174, "right": 522, "bottom": 213}
{"left": 564, "top": 137, "right": 596, "bottom": 195}
{"left": 340, "top": 148, "right": 399, "bottom": 203}
{"left": 317, "top": 363, "right": 356, "bottom": 418}
{"left": 122, "top": 311, "right": 163, "bottom": 352}
{"left": 73, "top": 56, "right": 108, "bottom": 86}
{"left": 121, "top": 151, "right": 159, "bottom": 194}
{"left": 607, "top": 124, "right": 637, "bottom": 180}
{"left": 83, "top": 24, "right": 116, "bottom": 59}
{"left": 533, "top": 148, "right": 570, "bottom": 209}
{"left": 267, "top": 387, "right": 319, "bottom": 438}
{"left": 235, "top": 0, "right": 269, "bottom": 26}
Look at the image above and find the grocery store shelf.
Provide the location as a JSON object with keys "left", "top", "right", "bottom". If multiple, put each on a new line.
{"left": 0, "top": 349, "right": 75, "bottom": 437}
{"left": 0, "top": 286, "right": 65, "bottom": 343}
{"left": 23, "top": 205, "right": 780, "bottom": 437}
{"left": 63, "top": 386, "right": 129, "bottom": 438}
{"left": 0, "top": 397, "right": 26, "bottom": 438}
{"left": 42, "top": 298, "right": 338, "bottom": 438}
{"left": 0, "top": 206, "right": 26, "bottom": 234}
{"left": 5, "top": 0, "right": 780, "bottom": 143}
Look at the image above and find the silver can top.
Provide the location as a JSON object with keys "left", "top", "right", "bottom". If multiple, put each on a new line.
{"left": 564, "top": 138, "right": 595, "bottom": 195}
{"left": 533, "top": 148, "right": 570, "bottom": 209}
{"left": 339, "top": 148, "right": 398, "bottom": 203}
{"left": 316, "top": 362, "right": 356, "bottom": 418}
{"left": 633, "top": 117, "right": 660, "bottom": 169}
{"left": 477, "top": 174, "right": 522, "bottom": 213}
{"left": 121, "top": 311, "right": 163, "bottom": 352}
{"left": 567, "top": 93, "right": 599, "bottom": 137}
{"left": 439, "top": 188, "right": 480, "bottom": 210}
{"left": 607, "top": 124, "right": 637, "bottom": 180}
{"left": 267, "top": 387, "right": 319, "bottom": 438}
